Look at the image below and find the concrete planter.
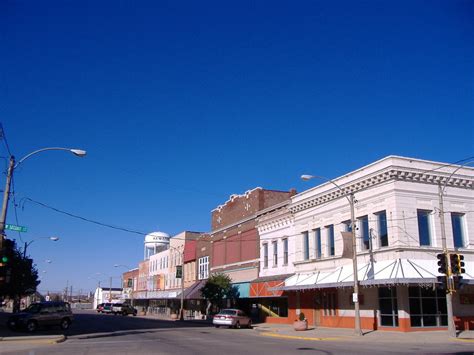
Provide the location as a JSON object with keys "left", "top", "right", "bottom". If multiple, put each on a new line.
{"left": 293, "top": 320, "right": 308, "bottom": 331}
{"left": 170, "top": 313, "right": 178, "bottom": 320}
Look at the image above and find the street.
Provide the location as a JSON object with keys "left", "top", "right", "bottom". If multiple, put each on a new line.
{"left": 1, "top": 310, "right": 474, "bottom": 354}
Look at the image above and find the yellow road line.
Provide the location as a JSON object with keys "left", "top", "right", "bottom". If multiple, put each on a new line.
{"left": 452, "top": 338, "right": 474, "bottom": 343}
{"left": 261, "top": 332, "right": 342, "bottom": 341}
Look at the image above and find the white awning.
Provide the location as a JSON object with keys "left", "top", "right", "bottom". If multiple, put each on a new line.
{"left": 273, "top": 258, "right": 474, "bottom": 291}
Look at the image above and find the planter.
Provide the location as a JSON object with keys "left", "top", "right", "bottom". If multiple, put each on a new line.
{"left": 170, "top": 313, "right": 178, "bottom": 320}
{"left": 293, "top": 320, "right": 308, "bottom": 331}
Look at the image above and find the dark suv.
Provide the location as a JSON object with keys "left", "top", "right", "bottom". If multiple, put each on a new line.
{"left": 112, "top": 303, "right": 137, "bottom": 316}
{"left": 7, "top": 301, "right": 74, "bottom": 332}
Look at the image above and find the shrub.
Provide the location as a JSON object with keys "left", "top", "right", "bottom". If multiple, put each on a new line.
{"left": 298, "top": 312, "right": 306, "bottom": 321}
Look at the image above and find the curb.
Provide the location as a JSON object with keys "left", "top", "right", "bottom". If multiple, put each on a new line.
{"left": 0, "top": 334, "right": 66, "bottom": 344}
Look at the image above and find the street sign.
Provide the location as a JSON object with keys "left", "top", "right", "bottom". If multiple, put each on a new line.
{"left": 5, "top": 224, "right": 28, "bottom": 233}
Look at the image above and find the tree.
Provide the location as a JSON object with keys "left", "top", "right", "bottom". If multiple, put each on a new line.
{"left": 0, "top": 240, "right": 40, "bottom": 311}
{"left": 201, "top": 273, "right": 239, "bottom": 312}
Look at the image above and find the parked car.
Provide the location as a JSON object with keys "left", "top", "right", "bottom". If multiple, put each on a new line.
{"left": 112, "top": 303, "right": 137, "bottom": 316}
{"left": 96, "top": 303, "right": 105, "bottom": 313}
{"left": 7, "top": 301, "right": 74, "bottom": 332}
{"left": 100, "top": 303, "right": 114, "bottom": 314}
{"left": 212, "top": 309, "right": 252, "bottom": 329}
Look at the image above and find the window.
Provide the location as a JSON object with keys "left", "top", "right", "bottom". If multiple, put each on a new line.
{"left": 263, "top": 243, "right": 268, "bottom": 268}
{"left": 322, "top": 291, "right": 337, "bottom": 316}
{"left": 198, "top": 256, "right": 209, "bottom": 280}
{"left": 378, "top": 287, "right": 398, "bottom": 327}
{"left": 451, "top": 213, "right": 465, "bottom": 248}
{"left": 377, "top": 211, "right": 389, "bottom": 247}
{"left": 359, "top": 215, "right": 370, "bottom": 250}
{"left": 303, "top": 232, "right": 310, "bottom": 260}
{"left": 283, "top": 238, "right": 288, "bottom": 265}
{"left": 272, "top": 241, "right": 278, "bottom": 266}
{"left": 314, "top": 228, "right": 321, "bottom": 259}
{"left": 409, "top": 286, "right": 447, "bottom": 327}
{"left": 417, "top": 210, "right": 432, "bottom": 246}
{"left": 327, "top": 225, "right": 335, "bottom": 256}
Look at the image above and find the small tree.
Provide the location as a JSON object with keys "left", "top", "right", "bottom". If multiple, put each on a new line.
{"left": 0, "top": 240, "right": 40, "bottom": 311}
{"left": 201, "top": 273, "right": 238, "bottom": 312}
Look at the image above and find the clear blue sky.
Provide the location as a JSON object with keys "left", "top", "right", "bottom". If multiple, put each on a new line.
{"left": 1, "top": 1, "right": 473, "bottom": 294}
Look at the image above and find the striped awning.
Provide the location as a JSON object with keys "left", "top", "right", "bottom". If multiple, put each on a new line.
{"left": 271, "top": 258, "right": 474, "bottom": 291}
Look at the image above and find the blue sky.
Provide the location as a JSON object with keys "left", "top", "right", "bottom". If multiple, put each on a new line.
{"left": 1, "top": 1, "right": 473, "bottom": 294}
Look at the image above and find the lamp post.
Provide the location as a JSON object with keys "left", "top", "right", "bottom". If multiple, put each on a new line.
{"left": 436, "top": 160, "right": 473, "bottom": 338}
{"left": 301, "top": 174, "right": 362, "bottom": 336}
{"left": 169, "top": 245, "right": 185, "bottom": 321}
{"left": 88, "top": 276, "right": 104, "bottom": 309}
{"left": 23, "top": 236, "right": 60, "bottom": 258}
{"left": 0, "top": 147, "right": 86, "bottom": 248}
{"left": 114, "top": 264, "right": 134, "bottom": 305}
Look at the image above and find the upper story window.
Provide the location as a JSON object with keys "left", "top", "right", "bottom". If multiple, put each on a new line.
{"left": 263, "top": 243, "right": 269, "bottom": 268}
{"left": 327, "top": 225, "right": 335, "bottom": 256}
{"left": 198, "top": 256, "right": 209, "bottom": 280}
{"left": 283, "top": 238, "right": 288, "bottom": 265}
{"left": 451, "top": 213, "right": 466, "bottom": 248}
{"left": 417, "top": 210, "right": 433, "bottom": 246}
{"left": 359, "top": 215, "right": 370, "bottom": 250}
{"left": 314, "top": 228, "right": 321, "bottom": 259}
{"left": 376, "top": 211, "right": 389, "bottom": 247}
{"left": 272, "top": 241, "right": 278, "bottom": 267}
{"left": 303, "top": 231, "right": 310, "bottom": 260}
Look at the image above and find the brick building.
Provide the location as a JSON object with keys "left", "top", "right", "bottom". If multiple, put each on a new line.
{"left": 210, "top": 187, "right": 296, "bottom": 312}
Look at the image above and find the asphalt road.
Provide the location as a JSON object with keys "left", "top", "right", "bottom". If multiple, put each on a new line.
{"left": 1, "top": 310, "right": 473, "bottom": 355}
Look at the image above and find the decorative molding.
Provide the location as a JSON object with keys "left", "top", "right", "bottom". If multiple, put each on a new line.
{"left": 290, "top": 167, "right": 473, "bottom": 213}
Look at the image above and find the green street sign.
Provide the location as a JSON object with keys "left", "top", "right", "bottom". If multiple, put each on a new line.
{"left": 5, "top": 224, "right": 28, "bottom": 233}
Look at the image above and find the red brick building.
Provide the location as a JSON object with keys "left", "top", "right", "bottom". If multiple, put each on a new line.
{"left": 209, "top": 187, "right": 296, "bottom": 311}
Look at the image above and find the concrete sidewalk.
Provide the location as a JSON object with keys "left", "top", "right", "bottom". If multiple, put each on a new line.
{"left": 252, "top": 323, "right": 474, "bottom": 344}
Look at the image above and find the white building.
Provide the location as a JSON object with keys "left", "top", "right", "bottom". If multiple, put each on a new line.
{"left": 258, "top": 156, "right": 473, "bottom": 331}
{"left": 92, "top": 287, "right": 123, "bottom": 309}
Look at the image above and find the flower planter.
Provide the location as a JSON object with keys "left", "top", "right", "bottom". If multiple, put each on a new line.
{"left": 293, "top": 320, "right": 308, "bottom": 331}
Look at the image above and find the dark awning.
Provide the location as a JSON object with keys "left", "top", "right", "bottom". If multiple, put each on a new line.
{"left": 178, "top": 280, "right": 206, "bottom": 300}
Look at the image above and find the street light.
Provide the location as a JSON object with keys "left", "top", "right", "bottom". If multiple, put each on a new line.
{"left": 0, "top": 147, "right": 87, "bottom": 248}
{"left": 168, "top": 245, "right": 185, "bottom": 321}
{"left": 301, "top": 174, "right": 362, "bottom": 336}
{"left": 23, "top": 236, "right": 60, "bottom": 258}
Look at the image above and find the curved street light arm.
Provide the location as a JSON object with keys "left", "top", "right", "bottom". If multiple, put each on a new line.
{"left": 14, "top": 147, "right": 86, "bottom": 169}
{"left": 301, "top": 174, "right": 352, "bottom": 205}
{"left": 440, "top": 159, "right": 474, "bottom": 195}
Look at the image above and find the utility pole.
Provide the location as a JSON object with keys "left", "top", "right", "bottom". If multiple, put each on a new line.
{"left": 350, "top": 193, "right": 362, "bottom": 336}
{"left": 180, "top": 246, "right": 185, "bottom": 321}
{"left": 0, "top": 156, "right": 15, "bottom": 249}
{"left": 438, "top": 183, "right": 456, "bottom": 337}
{"left": 109, "top": 276, "right": 112, "bottom": 302}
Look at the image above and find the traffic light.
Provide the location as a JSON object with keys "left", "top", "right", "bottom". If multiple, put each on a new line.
{"left": 437, "top": 275, "right": 447, "bottom": 290}
{"left": 0, "top": 239, "right": 15, "bottom": 285}
{"left": 450, "top": 254, "right": 465, "bottom": 275}
{"left": 437, "top": 253, "right": 448, "bottom": 274}
{"left": 453, "top": 275, "right": 463, "bottom": 291}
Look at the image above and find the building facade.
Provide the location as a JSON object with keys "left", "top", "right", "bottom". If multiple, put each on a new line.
{"left": 259, "top": 156, "right": 473, "bottom": 331}
{"left": 210, "top": 187, "right": 296, "bottom": 314}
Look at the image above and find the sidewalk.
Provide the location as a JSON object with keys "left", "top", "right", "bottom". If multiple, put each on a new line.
{"left": 251, "top": 323, "right": 474, "bottom": 344}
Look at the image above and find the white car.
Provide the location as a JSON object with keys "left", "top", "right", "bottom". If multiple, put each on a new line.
{"left": 212, "top": 309, "right": 252, "bottom": 329}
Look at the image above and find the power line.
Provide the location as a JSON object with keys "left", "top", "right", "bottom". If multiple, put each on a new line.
{"left": 16, "top": 195, "right": 472, "bottom": 244}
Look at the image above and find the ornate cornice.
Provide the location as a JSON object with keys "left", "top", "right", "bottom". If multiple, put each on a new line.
{"left": 290, "top": 166, "right": 473, "bottom": 213}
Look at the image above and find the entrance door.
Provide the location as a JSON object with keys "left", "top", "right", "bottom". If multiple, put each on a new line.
{"left": 314, "top": 293, "right": 322, "bottom": 326}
